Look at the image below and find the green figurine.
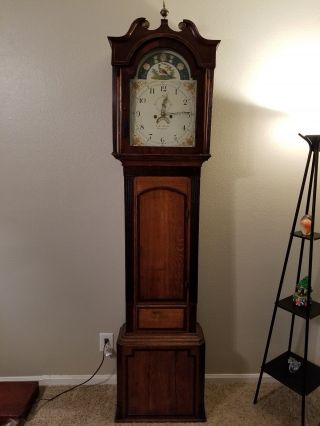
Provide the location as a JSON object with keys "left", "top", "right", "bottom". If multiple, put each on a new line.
{"left": 293, "top": 276, "right": 311, "bottom": 307}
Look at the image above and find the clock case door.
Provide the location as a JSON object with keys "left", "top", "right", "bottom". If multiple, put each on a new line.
{"left": 124, "top": 167, "right": 201, "bottom": 333}
{"left": 108, "top": 18, "right": 219, "bottom": 164}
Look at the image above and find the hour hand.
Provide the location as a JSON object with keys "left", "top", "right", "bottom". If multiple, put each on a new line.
{"left": 156, "top": 94, "right": 170, "bottom": 124}
{"left": 160, "top": 94, "right": 169, "bottom": 115}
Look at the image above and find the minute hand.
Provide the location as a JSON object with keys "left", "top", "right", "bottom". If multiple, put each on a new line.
{"left": 169, "top": 111, "right": 192, "bottom": 115}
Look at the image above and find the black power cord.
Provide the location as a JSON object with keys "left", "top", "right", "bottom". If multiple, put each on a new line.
{"left": 38, "top": 339, "right": 110, "bottom": 404}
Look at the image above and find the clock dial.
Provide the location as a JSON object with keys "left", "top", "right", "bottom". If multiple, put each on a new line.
{"left": 130, "top": 50, "right": 197, "bottom": 147}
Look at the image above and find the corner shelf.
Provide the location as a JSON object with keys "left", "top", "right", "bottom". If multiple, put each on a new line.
{"left": 293, "top": 230, "right": 320, "bottom": 240}
{"left": 277, "top": 296, "right": 320, "bottom": 319}
{"left": 264, "top": 351, "right": 320, "bottom": 396}
{"left": 254, "top": 134, "right": 320, "bottom": 426}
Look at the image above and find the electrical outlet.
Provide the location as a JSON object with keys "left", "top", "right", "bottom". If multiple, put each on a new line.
{"left": 99, "top": 332, "right": 114, "bottom": 352}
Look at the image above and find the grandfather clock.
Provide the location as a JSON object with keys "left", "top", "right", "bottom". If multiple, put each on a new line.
{"left": 108, "top": 4, "right": 219, "bottom": 422}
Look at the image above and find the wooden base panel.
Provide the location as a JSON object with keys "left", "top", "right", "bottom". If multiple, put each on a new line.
{"left": 116, "top": 323, "right": 206, "bottom": 422}
{"left": 0, "top": 381, "right": 39, "bottom": 424}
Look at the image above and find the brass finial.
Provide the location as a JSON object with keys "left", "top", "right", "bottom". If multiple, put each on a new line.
{"left": 160, "top": 1, "right": 169, "bottom": 19}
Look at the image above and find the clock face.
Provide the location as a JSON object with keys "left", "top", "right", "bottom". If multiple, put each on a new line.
{"left": 130, "top": 50, "right": 197, "bottom": 147}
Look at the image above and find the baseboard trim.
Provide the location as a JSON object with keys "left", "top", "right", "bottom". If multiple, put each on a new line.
{"left": 0, "top": 373, "right": 274, "bottom": 386}
{"left": 205, "top": 373, "right": 274, "bottom": 383}
{"left": 0, "top": 374, "right": 117, "bottom": 386}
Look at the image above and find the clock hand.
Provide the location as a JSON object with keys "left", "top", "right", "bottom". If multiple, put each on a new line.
{"left": 156, "top": 94, "right": 170, "bottom": 124}
{"left": 168, "top": 111, "right": 191, "bottom": 115}
{"left": 160, "top": 94, "right": 169, "bottom": 115}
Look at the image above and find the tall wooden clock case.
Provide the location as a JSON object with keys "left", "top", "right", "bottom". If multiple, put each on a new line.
{"left": 108, "top": 5, "right": 219, "bottom": 422}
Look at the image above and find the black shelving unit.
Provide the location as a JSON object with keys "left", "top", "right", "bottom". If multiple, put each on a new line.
{"left": 254, "top": 134, "right": 320, "bottom": 426}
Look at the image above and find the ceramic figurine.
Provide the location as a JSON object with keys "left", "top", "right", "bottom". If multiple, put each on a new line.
{"left": 293, "top": 276, "right": 311, "bottom": 307}
{"left": 288, "top": 356, "right": 301, "bottom": 373}
{"left": 300, "top": 214, "right": 312, "bottom": 236}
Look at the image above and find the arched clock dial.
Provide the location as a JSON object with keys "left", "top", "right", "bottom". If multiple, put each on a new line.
{"left": 130, "top": 49, "right": 197, "bottom": 147}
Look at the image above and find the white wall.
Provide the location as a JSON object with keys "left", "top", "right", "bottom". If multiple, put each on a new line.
{"left": 1, "top": 0, "right": 320, "bottom": 377}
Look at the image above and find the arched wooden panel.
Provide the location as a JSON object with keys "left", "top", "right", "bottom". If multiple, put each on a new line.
{"left": 134, "top": 177, "right": 190, "bottom": 302}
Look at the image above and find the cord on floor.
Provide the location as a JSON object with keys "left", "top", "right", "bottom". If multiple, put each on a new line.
{"left": 38, "top": 340, "right": 110, "bottom": 404}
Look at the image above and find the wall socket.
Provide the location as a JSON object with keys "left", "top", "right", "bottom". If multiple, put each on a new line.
{"left": 99, "top": 332, "right": 114, "bottom": 353}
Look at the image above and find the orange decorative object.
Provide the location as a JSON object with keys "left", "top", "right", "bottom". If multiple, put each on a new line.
{"left": 300, "top": 214, "right": 312, "bottom": 235}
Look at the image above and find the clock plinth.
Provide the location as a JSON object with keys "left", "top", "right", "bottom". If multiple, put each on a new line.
{"left": 116, "top": 324, "right": 206, "bottom": 422}
{"left": 108, "top": 11, "right": 219, "bottom": 423}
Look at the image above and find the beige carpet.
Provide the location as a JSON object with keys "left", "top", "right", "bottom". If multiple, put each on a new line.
{"left": 26, "top": 383, "right": 320, "bottom": 425}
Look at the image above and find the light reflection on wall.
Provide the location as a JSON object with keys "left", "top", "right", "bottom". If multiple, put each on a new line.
{"left": 246, "top": 38, "right": 320, "bottom": 153}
